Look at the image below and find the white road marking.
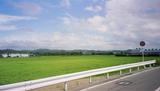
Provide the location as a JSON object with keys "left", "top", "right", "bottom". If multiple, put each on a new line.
{"left": 80, "top": 67, "right": 160, "bottom": 91}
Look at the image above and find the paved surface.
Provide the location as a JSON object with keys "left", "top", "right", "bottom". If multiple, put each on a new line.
{"left": 81, "top": 67, "right": 160, "bottom": 91}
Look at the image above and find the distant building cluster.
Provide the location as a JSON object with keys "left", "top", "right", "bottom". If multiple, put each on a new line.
{"left": 114, "top": 48, "right": 160, "bottom": 56}
{"left": 1, "top": 53, "right": 30, "bottom": 58}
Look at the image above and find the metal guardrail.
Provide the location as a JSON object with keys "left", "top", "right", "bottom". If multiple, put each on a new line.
{"left": 0, "top": 60, "right": 156, "bottom": 91}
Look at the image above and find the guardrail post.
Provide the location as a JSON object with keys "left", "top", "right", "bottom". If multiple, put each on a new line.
{"left": 89, "top": 76, "right": 92, "bottom": 84}
{"left": 64, "top": 82, "right": 68, "bottom": 91}
{"left": 106, "top": 73, "right": 109, "bottom": 79}
{"left": 144, "top": 65, "right": 146, "bottom": 69}
{"left": 120, "top": 70, "right": 122, "bottom": 75}
{"left": 137, "top": 66, "right": 140, "bottom": 71}
{"left": 153, "top": 63, "right": 156, "bottom": 67}
{"left": 129, "top": 68, "right": 132, "bottom": 73}
{"left": 149, "top": 64, "right": 152, "bottom": 68}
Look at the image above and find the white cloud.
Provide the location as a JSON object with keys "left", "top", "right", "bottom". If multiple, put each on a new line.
{"left": 60, "top": 0, "right": 71, "bottom": 8}
{"left": 87, "top": 16, "right": 107, "bottom": 32}
{"left": 12, "top": 2, "right": 43, "bottom": 16}
{"left": 0, "top": 14, "right": 36, "bottom": 31}
{"left": 0, "top": 32, "right": 112, "bottom": 50}
{"left": 0, "top": 14, "right": 36, "bottom": 24}
{"left": 85, "top": 5, "right": 102, "bottom": 13}
{"left": 61, "top": 15, "right": 107, "bottom": 32}
{"left": 108, "top": 0, "right": 160, "bottom": 48}
{"left": 0, "top": 24, "right": 17, "bottom": 31}
{"left": 61, "top": 0, "right": 160, "bottom": 49}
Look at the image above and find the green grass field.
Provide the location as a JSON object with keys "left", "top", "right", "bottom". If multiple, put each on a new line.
{"left": 0, "top": 55, "right": 159, "bottom": 85}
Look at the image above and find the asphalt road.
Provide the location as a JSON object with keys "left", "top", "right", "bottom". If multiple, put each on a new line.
{"left": 81, "top": 67, "right": 160, "bottom": 91}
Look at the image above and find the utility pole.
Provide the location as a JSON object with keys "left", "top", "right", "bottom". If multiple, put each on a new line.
{"left": 140, "top": 41, "right": 145, "bottom": 61}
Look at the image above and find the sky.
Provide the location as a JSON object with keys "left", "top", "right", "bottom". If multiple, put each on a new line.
{"left": 0, "top": 0, "right": 160, "bottom": 50}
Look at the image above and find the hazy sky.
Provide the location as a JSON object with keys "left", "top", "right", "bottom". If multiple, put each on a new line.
{"left": 0, "top": 0, "right": 160, "bottom": 50}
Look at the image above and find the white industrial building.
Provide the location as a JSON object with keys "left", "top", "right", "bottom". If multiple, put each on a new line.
{"left": 2, "top": 53, "right": 30, "bottom": 58}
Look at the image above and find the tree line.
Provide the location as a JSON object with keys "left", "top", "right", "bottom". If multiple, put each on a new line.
{"left": 0, "top": 49, "right": 113, "bottom": 57}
